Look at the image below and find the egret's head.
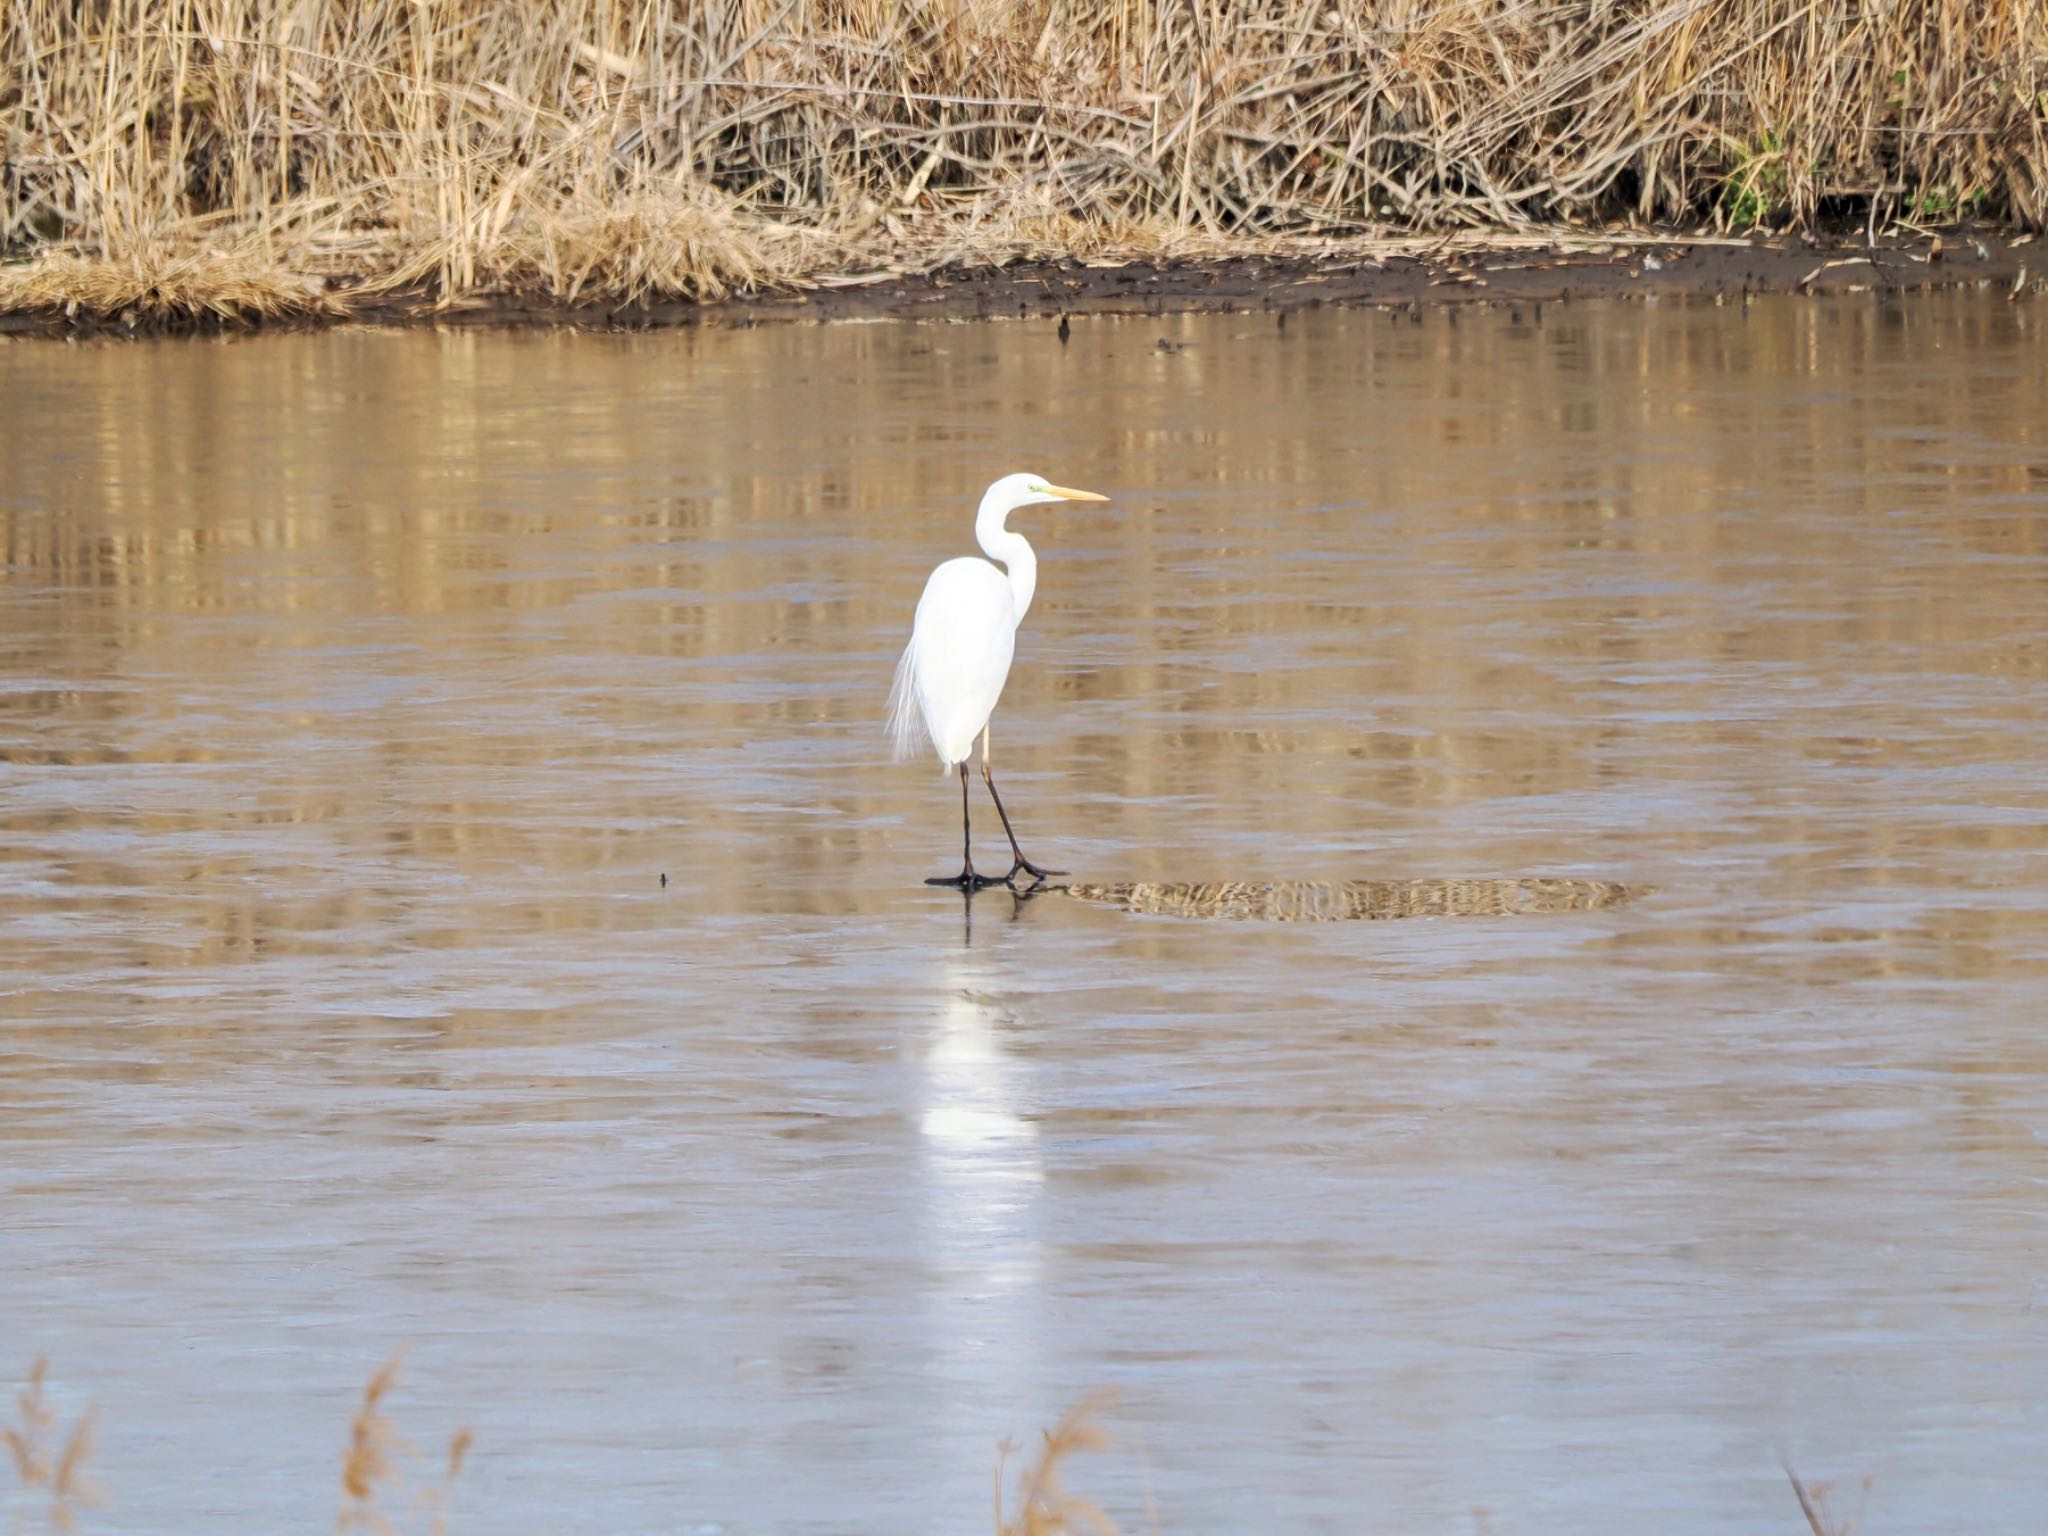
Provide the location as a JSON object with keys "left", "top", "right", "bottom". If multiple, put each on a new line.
{"left": 984, "top": 472, "right": 1111, "bottom": 516}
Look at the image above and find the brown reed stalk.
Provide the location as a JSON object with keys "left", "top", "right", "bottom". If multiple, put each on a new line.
{"left": 1783, "top": 1456, "right": 1870, "bottom": 1536}
{"left": 1, "top": 2, "right": 2043, "bottom": 320}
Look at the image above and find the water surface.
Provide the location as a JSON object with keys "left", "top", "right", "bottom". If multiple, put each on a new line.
{"left": 4, "top": 293, "right": 2046, "bottom": 1533}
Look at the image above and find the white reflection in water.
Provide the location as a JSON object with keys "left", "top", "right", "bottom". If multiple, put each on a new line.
{"left": 917, "top": 951, "right": 1046, "bottom": 1340}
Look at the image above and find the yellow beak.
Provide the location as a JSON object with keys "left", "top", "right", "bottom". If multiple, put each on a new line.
{"left": 1044, "top": 484, "right": 1109, "bottom": 502}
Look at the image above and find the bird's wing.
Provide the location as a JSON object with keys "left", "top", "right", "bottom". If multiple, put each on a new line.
{"left": 898, "top": 558, "right": 1017, "bottom": 766}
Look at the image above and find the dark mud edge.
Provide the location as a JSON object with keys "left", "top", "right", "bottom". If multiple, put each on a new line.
{"left": 3, "top": 228, "right": 2039, "bottom": 338}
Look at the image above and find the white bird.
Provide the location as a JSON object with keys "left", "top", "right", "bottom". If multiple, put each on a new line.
{"left": 889, "top": 472, "right": 1109, "bottom": 889}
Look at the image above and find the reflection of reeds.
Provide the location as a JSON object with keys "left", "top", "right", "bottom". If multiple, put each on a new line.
{"left": 3, "top": 1, "right": 2043, "bottom": 321}
{"left": 996, "top": 1389, "right": 1120, "bottom": 1536}
{"left": 4, "top": 1359, "right": 104, "bottom": 1536}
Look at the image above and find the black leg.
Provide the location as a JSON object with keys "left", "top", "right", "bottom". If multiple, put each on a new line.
{"left": 981, "top": 763, "right": 1064, "bottom": 886}
{"left": 926, "top": 763, "right": 1002, "bottom": 889}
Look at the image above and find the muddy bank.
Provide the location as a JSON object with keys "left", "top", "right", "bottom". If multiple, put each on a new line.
{"left": 619, "top": 229, "right": 2044, "bottom": 330}
{"left": 2, "top": 229, "right": 2038, "bottom": 338}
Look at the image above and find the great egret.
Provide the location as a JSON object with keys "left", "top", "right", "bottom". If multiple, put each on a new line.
{"left": 889, "top": 472, "right": 1109, "bottom": 889}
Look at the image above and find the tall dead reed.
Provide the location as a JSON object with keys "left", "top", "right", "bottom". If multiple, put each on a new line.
{"left": 2, "top": 2, "right": 2043, "bottom": 319}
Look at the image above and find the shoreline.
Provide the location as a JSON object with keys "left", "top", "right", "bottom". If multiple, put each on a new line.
{"left": 2, "top": 229, "right": 2037, "bottom": 340}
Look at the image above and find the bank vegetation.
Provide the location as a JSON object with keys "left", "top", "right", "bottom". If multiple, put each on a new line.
{"left": 2, "top": 0, "right": 2044, "bottom": 326}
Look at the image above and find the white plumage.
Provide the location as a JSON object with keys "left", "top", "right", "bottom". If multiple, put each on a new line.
{"left": 890, "top": 556, "right": 1017, "bottom": 768}
{"left": 889, "top": 472, "right": 1109, "bottom": 887}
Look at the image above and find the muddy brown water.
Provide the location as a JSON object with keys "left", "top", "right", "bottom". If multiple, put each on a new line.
{"left": 4, "top": 294, "right": 2046, "bottom": 1534}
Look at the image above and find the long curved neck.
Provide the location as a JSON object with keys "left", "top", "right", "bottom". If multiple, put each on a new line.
{"left": 975, "top": 495, "right": 1037, "bottom": 621}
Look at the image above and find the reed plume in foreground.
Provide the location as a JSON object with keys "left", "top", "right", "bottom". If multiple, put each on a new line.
{"left": 2, "top": 1358, "right": 1892, "bottom": 1534}
{"left": 338, "top": 1354, "right": 471, "bottom": 1536}
{"left": 996, "top": 1389, "right": 1120, "bottom": 1536}
{"left": 1, "top": 1, "right": 2043, "bottom": 322}
{"left": 4, "top": 1359, "right": 104, "bottom": 1536}
{"left": 1783, "top": 1457, "right": 1870, "bottom": 1536}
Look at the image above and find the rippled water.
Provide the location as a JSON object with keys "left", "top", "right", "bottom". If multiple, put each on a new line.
{"left": 4, "top": 292, "right": 2046, "bottom": 1534}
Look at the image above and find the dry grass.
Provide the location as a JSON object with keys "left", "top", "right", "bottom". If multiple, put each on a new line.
{"left": 338, "top": 1354, "right": 471, "bottom": 1536}
{"left": 0, "top": 1361, "right": 1892, "bottom": 1536}
{"left": 996, "top": 1389, "right": 1120, "bottom": 1536}
{"left": 4, "top": 1354, "right": 470, "bottom": 1536}
{"left": 4, "top": 1359, "right": 105, "bottom": 1536}
{"left": 6, "top": 1355, "right": 1106, "bottom": 1536}
{"left": 2, "top": 1, "right": 2043, "bottom": 322}
{"left": 0, "top": 239, "right": 342, "bottom": 325}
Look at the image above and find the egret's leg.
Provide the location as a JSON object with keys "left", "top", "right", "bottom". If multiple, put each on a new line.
{"left": 979, "top": 727, "right": 1064, "bottom": 886}
{"left": 925, "top": 762, "right": 1000, "bottom": 890}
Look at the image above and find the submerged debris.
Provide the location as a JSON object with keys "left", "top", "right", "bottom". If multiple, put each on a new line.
{"left": 1058, "top": 877, "right": 1636, "bottom": 922}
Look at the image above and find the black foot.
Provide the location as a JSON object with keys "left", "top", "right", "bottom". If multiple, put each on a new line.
{"left": 925, "top": 870, "right": 1007, "bottom": 890}
{"left": 1005, "top": 858, "right": 1065, "bottom": 887}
